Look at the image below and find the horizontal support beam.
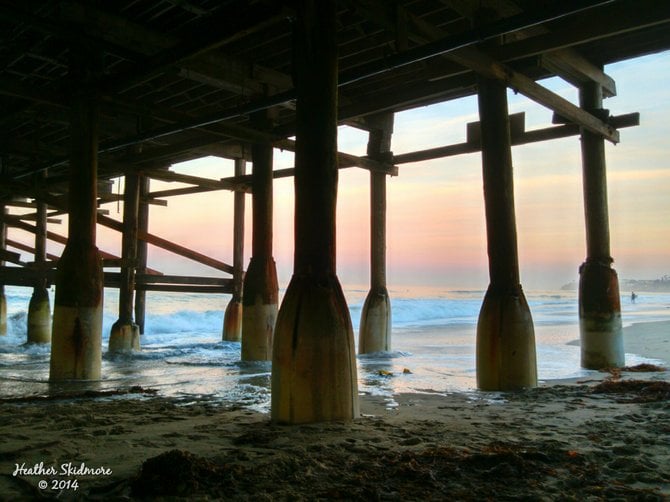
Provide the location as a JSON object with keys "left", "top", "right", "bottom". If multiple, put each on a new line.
{"left": 0, "top": 267, "right": 222, "bottom": 291}
{"left": 274, "top": 139, "right": 398, "bottom": 175}
{"left": 135, "top": 284, "right": 233, "bottom": 294}
{"left": 136, "top": 274, "right": 232, "bottom": 286}
{"left": 222, "top": 167, "right": 294, "bottom": 191}
{"left": 145, "top": 145, "right": 398, "bottom": 199}
{"left": 0, "top": 266, "right": 52, "bottom": 287}
{"left": 0, "top": 249, "right": 22, "bottom": 263}
{"left": 144, "top": 168, "right": 239, "bottom": 191}
{"left": 98, "top": 193, "right": 168, "bottom": 207}
{"left": 148, "top": 185, "right": 227, "bottom": 200}
{"left": 392, "top": 113, "right": 639, "bottom": 165}
{"left": 11, "top": 212, "right": 62, "bottom": 224}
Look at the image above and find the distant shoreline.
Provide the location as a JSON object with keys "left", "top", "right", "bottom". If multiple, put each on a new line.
{"left": 561, "top": 277, "right": 670, "bottom": 292}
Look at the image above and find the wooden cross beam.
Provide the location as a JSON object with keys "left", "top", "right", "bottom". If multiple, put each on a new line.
{"left": 540, "top": 50, "right": 616, "bottom": 98}
{"left": 392, "top": 113, "right": 639, "bottom": 165}
{"left": 97, "top": 214, "right": 234, "bottom": 275}
{"left": 350, "top": 0, "right": 621, "bottom": 142}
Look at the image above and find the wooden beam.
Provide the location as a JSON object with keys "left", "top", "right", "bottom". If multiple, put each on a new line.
{"left": 104, "top": 272, "right": 225, "bottom": 291}
{"left": 6, "top": 238, "right": 60, "bottom": 262}
{"left": 2, "top": 214, "right": 163, "bottom": 275}
{"left": 100, "top": 3, "right": 291, "bottom": 94}
{"left": 106, "top": 273, "right": 224, "bottom": 290}
{"left": 467, "top": 113, "right": 526, "bottom": 146}
{"left": 138, "top": 231, "right": 234, "bottom": 275}
{"left": 0, "top": 265, "right": 54, "bottom": 287}
{"left": 274, "top": 138, "right": 398, "bottom": 175}
{"left": 0, "top": 77, "right": 67, "bottom": 107}
{"left": 541, "top": 49, "right": 616, "bottom": 97}
{"left": 13, "top": 214, "right": 62, "bottom": 224}
{"left": 0, "top": 249, "right": 21, "bottom": 263}
{"left": 136, "top": 274, "right": 231, "bottom": 286}
{"left": 110, "top": 134, "right": 249, "bottom": 167}
{"left": 137, "top": 284, "right": 232, "bottom": 294}
{"left": 35, "top": 1, "right": 605, "bottom": 167}
{"left": 491, "top": 0, "right": 670, "bottom": 67}
{"left": 97, "top": 214, "right": 234, "bottom": 275}
{"left": 98, "top": 193, "right": 168, "bottom": 207}
{"left": 147, "top": 185, "right": 230, "bottom": 200}
{"left": 143, "top": 168, "right": 239, "bottom": 191}
{"left": 143, "top": 145, "right": 397, "bottom": 200}
{"left": 2, "top": 199, "right": 35, "bottom": 209}
{"left": 442, "top": 0, "right": 617, "bottom": 98}
{"left": 378, "top": 1, "right": 621, "bottom": 142}
{"left": 392, "top": 112, "right": 639, "bottom": 165}
{"left": 0, "top": 137, "right": 68, "bottom": 161}
{"left": 58, "top": 0, "right": 291, "bottom": 94}
{"left": 115, "top": 129, "right": 396, "bottom": 178}
{"left": 222, "top": 167, "right": 295, "bottom": 192}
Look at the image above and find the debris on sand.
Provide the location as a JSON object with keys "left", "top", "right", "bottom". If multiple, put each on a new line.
{"left": 592, "top": 379, "right": 670, "bottom": 403}
{"left": 129, "top": 441, "right": 666, "bottom": 500}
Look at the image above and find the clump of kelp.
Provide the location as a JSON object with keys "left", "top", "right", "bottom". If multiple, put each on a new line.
{"left": 592, "top": 380, "right": 670, "bottom": 403}
{"left": 130, "top": 441, "right": 666, "bottom": 501}
{"left": 594, "top": 363, "right": 670, "bottom": 403}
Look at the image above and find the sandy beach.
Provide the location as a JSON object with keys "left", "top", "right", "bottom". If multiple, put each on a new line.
{"left": 1, "top": 320, "right": 668, "bottom": 500}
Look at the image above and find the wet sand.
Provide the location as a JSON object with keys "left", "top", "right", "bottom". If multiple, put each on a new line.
{"left": 1, "top": 321, "right": 668, "bottom": 500}
{"left": 624, "top": 320, "right": 670, "bottom": 365}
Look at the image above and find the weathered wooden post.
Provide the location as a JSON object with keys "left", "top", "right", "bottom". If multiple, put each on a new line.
{"left": 0, "top": 205, "right": 6, "bottom": 336}
{"left": 242, "top": 113, "right": 278, "bottom": 359}
{"left": 476, "top": 77, "right": 537, "bottom": 391}
{"left": 134, "top": 175, "right": 150, "bottom": 335}
{"left": 27, "top": 182, "right": 51, "bottom": 344}
{"left": 49, "top": 48, "right": 104, "bottom": 381}
{"left": 272, "top": 0, "right": 359, "bottom": 423}
{"left": 109, "top": 172, "right": 141, "bottom": 352}
{"left": 223, "top": 158, "right": 246, "bottom": 342}
{"left": 359, "top": 113, "right": 394, "bottom": 354}
{"left": 578, "top": 81, "right": 624, "bottom": 369}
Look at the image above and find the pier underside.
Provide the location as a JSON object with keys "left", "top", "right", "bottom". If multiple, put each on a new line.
{"left": 1, "top": 0, "right": 669, "bottom": 420}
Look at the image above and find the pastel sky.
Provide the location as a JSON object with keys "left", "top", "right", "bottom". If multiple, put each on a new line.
{"left": 15, "top": 51, "right": 669, "bottom": 291}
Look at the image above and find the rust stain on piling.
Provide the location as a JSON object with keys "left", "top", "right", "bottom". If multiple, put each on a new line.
{"left": 579, "top": 259, "right": 621, "bottom": 316}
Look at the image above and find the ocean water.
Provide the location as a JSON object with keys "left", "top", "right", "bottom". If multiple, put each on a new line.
{"left": 1, "top": 285, "right": 669, "bottom": 411}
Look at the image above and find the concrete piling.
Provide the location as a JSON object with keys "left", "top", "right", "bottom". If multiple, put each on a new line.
{"left": 272, "top": 0, "right": 358, "bottom": 423}
{"left": 134, "top": 175, "right": 150, "bottom": 336}
{"left": 0, "top": 205, "right": 6, "bottom": 337}
{"left": 475, "top": 77, "right": 537, "bottom": 391}
{"left": 27, "top": 187, "right": 51, "bottom": 344}
{"left": 359, "top": 114, "right": 394, "bottom": 354}
{"left": 242, "top": 113, "right": 278, "bottom": 360}
{"left": 223, "top": 158, "right": 246, "bottom": 342}
{"left": 578, "top": 81, "right": 624, "bottom": 369}
{"left": 49, "top": 49, "right": 104, "bottom": 381}
{"left": 109, "top": 172, "right": 141, "bottom": 352}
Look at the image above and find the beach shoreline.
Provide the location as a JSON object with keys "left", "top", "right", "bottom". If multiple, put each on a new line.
{"left": 1, "top": 320, "right": 668, "bottom": 500}
{"left": 624, "top": 319, "right": 670, "bottom": 365}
